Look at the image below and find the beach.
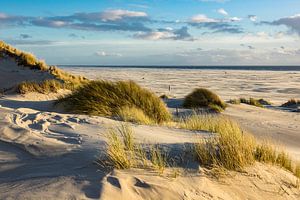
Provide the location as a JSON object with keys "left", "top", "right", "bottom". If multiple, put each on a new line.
{"left": 63, "top": 67, "right": 300, "bottom": 104}
{"left": 1, "top": 56, "right": 300, "bottom": 199}
{"left": 63, "top": 67, "right": 300, "bottom": 159}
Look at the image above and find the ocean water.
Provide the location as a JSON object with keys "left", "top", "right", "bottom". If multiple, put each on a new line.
{"left": 60, "top": 65, "right": 300, "bottom": 71}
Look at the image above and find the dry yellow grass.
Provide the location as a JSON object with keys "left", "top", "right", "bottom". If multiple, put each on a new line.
{"left": 1, "top": 40, "right": 88, "bottom": 94}
{"left": 191, "top": 116, "right": 255, "bottom": 170}
{"left": 17, "top": 79, "right": 75, "bottom": 94}
{"left": 101, "top": 124, "right": 167, "bottom": 172}
{"left": 182, "top": 114, "right": 300, "bottom": 177}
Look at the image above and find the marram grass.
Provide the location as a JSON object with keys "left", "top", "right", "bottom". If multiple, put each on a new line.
{"left": 118, "top": 106, "right": 154, "bottom": 125}
{"left": 1, "top": 40, "right": 88, "bottom": 94}
{"left": 58, "top": 80, "right": 171, "bottom": 124}
{"left": 183, "top": 88, "right": 226, "bottom": 113}
{"left": 102, "top": 124, "right": 167, "bottom": 173}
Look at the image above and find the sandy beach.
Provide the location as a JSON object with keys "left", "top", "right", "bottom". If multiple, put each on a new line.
{"left": 2, "top": 0, "right": 300, "bottom": 198}
{"left": 1, "top": 42, "right": 300, "bottom": 199}
{"left": 64, "top": 67, "right": 300, "bottom": 159}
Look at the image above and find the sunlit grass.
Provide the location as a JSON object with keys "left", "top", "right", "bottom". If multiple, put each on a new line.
{"left": 183, "top": 88, "right": 226, "bottom": 113}
{"left": 58, "top": 80, "right": 171, "bottom": 124}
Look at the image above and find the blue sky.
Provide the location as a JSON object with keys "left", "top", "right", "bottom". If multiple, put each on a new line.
{"left": 1, "top": 0, "right": 300, "bottom": 65}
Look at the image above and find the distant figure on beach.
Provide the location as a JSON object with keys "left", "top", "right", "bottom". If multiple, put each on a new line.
{"left": 169, "top": 85, "right": 171, "bottom": 92}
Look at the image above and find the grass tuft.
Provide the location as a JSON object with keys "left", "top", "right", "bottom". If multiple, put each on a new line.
{"left": 102, "top": 124, "right": 167, "bottom": 173}
{"left": 183, "top": 88, "right": 226, "bottom": 113}
{"left": 17, "top": 79, "right": 75, "bottom": 94}
{"left": 281, "top": 99, "right": 300, "bottom": 107}
{"left": 118, "top": 106, "right": 154, "bottom": 125}
{"left": 106, "top": 127, "right": 134, "bottom": 169}
{"left": 150, "top": 145, "right": 167, "bottom": 174}
{"left": 58, "top": 80, "right": 171, "bottom": 124}
{"left": 190, "top": 115, "right": 255, "bottom": 170}
{"left": 239, "top": 98, "right": 263, "bottom": 107}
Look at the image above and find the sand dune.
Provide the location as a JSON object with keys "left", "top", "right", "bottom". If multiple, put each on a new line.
{"left": 0, "top": 57, "right": 55, "bottom": 92}
{"left": 1, "top": 98, "right": 299, "bottom": 199}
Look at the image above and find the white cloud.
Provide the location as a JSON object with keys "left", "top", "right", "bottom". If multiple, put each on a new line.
{"left": 100, "top": 9, "right": 147, "bottom": 21}
{"left": 190, "top": 14, "right": 219, "bottom": 23}
{"left": 135, "top": 31, "right": 174, "bottom": 40}
{"left": 217, "top": 8, "right": 228, "bottom": 16}
{"left": 95, "top": 51, "right": 122, "bottom": 57}
{"left": 229, "top": 17, "right": 242, "bottom": 22}
{"left": 248, "top": 15, "right": 257, "bottom": 22}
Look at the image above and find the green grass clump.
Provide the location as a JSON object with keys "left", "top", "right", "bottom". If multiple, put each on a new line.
{"left": 118, "top": 106, "right": 154, "bottom": 125}
{"left": 229, "top": 98, "right": 271, "bottom": 107}
{"left": 228, "top": 99, "right": 241, "bottom": 104}
{"left": 239, "top": 98, "right": 263, "bottom": 107}
{"left": 17, "top": 79, "right": 75, "bottom": 94}
{"left": 183, "top": 88, "right": 226, "bottom": 113}
{"left": 58, "top": 80, "right": 171, "bottom": 124}
{"left": 281, "top": 99, "right": 300, "bottom": 107}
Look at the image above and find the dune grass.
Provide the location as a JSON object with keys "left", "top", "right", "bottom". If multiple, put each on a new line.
{"left": 239, "top": 98, "right": 264, "bottom": 107}
{"left": 183, "top": 88, "right": 226, "bottom": 113}
{"left": 102, "top": 117, "right": 300, "bottom": 180}
{"left": 102, "top": 124, "right": 167, "bottom": 172}
{"left": 105, "top": 125, "right": 135, "bottom": 169}
{"left": 281, "top": 99, "right": 300, "bottom": 107}
{"left": 58, "top": 80, "right": 171, "bottom": 124}
{"left": 17, "top": 79, "right": 75, "bottom": 94}
{"left": 118, "top": 106, "right": 154, "bottom": 125}
{"left": 1, "top": 40, "right": 88, "bottom": 94}
{"left": 229, "top": 98, "right": 272, "bottom": 107}
{"left": 1, "top": 41, "right": 48, "bottom": 71}
{"left": 188, "top": 115, "right": 255, "bottom": 170}
{"left": 228, "top": 99, "right": 241, "bottom": 104}
{"left": 182, "top": 114, "right": 300, "bottom": 177}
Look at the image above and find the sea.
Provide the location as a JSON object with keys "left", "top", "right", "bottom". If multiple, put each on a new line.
{"left": 59, "top": 65, "right": 300, "bottom": 71}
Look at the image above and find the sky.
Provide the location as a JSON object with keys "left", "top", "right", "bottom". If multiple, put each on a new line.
{"left": 1, "top": 0, "right": 300, "bottom": 66}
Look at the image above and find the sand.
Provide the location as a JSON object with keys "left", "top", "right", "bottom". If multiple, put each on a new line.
{"left": 63, "top": 67, "right": 300, "bottom": 105}
{"left": 65, "top": 66, "right": 300, "bottom": 159}
{"left": 0, "top": 62, "right": 300, "bottom": 199}
{"left": 1, "top": 97, "right": 299, "bottom": 200}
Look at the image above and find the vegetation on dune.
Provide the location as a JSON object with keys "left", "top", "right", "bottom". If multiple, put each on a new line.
{"left": 281, "top": 99, "right": 300, "bottom": 107}
{"left": 229, "top": 97, "right": 271, "bottom": 107}
{"left": 182, "top": 115, "right": 255, "bottom": 170}
{"left": 0, "top": 40, "right": 88, "bottom": 94}
{"left": 101, "top": 119, "right": 300, "bottom": 181}
{"left": 100, "top": 124, "right": 167, "bottom": 173}
{"left": 17, "top": 79, "right": 75, "bottom": 94}
{"left": 181, "top": 114, "right": 300, "bottom": 177}
{"left": 118, "top": 106, "right": 154, "bottom": 125}
{"left": 1, "top": 41, "right": 48, "bottom": 71}
{"left": 183, "top": 88, "right": 226, "bottom": 113}
{"left": 57, "top": 80, "right": 171, "bottom": 124}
